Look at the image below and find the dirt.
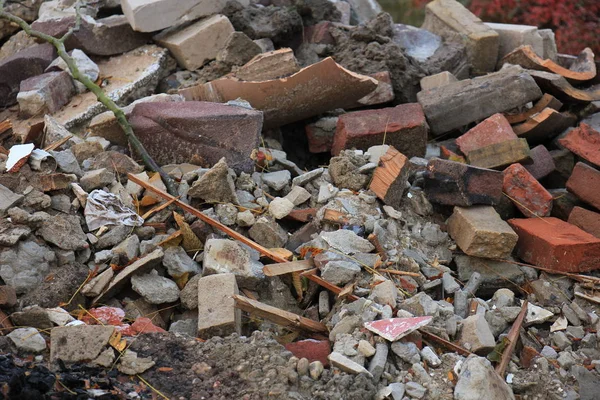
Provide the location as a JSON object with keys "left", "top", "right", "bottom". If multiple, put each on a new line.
{"left": 130, "top": 332, "right": 377, "bottom": 400}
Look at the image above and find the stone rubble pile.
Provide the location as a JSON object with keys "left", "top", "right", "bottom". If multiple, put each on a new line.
{"left": 0, "top": 0, "right": 599, "bottom": 398}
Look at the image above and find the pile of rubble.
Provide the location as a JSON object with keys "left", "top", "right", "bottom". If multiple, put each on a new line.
{"left": 0, "top": 0, "right": 600, "bottom": 398}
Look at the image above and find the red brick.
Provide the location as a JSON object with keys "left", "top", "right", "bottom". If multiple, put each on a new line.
{"left": 568, "top": 206, "right": 600, "bottom": 238}
{"left": 285, "top": 339, "right": 331, "bottom": 367}
{"left": 331, "top": 103, "right": 427, "bottom": 158}
{"left": 508, "top": 217, "right": 600, "bottom": 273}
{"left": 503, "top": 163, "right": 553, "bottom": 218}
{"left": 549, "top": 188, "right": 584, "bottom": 221}
{"left": 559, "top": 123, "right": 600, "bottom": 168}
{"left": 523, "top": 145, "right": 555, "bottom": 180}
{"left": 424, "top": 158, "right": 503, "bottom": 206}
{"left": 566, "top": 162, "right": 600, "bottom": 210}
{"left": 455, "top": 113, "right": 517, "bottom": 156}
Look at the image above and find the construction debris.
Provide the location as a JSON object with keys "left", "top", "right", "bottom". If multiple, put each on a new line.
{"left": 0, "top": 0, "right": 599, "bottom": 398}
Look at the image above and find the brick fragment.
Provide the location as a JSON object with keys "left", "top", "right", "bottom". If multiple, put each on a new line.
{"left": 448, "top": 206, "right": 518, "bottom": 259}
{"left": 568, "top": 207, "right": 600, "bottom": 238}
{"left": 508, "top": 217, "right": 600, "bottom": 273}
{"left": 369, "top": 146, "right": 410, "bottom": 208}
{"left": 423, "top": 158, "right": 503, "bottom": 206}
{"left": 558, "top": 123, "right": 600, "bottom": 168}
{"left": 197, "top": 273, "right": 241, "bottom": 339}
{"left": 566, "top": 162, "right": 600, "bottom": 210}
{"left": 467, "top": 138, "right": 530, "bottom": 169}
{"left": 503, "top": 163, "right": 553, "bottom": 217}
{"left": 331, "top": 103, "right": 427, "bottom": 158}
{"left": 523, "top": 145, "right": 555, "bottom": 180}
{"left": 456, "top": 113, "right": 517, "bottom": 156}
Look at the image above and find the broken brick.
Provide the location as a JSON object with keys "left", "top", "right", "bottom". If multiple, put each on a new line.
{"left": 558, "top": 123, "right": 600, "bottom": 168}
{"left": 566, "top": 162, "right": 600, "bottom": 210}
{"left": 568, "top": 206, "right": 600, "bottom": 238}
{"left": 508, "top": 217, "right": 600, "bottom": 273}
{"left": 305, "top": 116, "right": 338, "bottom": 154}
{"left": 456, "top": 113, "right": 518, "bottom": 156}
{"left": 423, "top": 158, "right": 503, "bottom": 206}
{"left": 17, "top": 71, "right": 75, "bottom": 117}
{"left": 503, "top": 163, "right": 553, "bottom": 218}
{"left": 369, "top": 146, "right": 411, "bottom": 209}
{"left": 448, "top": 206, "right": 518, "bottom": 259}
{"left": 331, "top": 103, "right": 427, "bottom": 158}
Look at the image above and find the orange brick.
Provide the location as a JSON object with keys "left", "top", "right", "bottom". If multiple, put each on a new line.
{"left": 503, "top": 163, "right": 552, "bottom": 217}
{"left": 456, "top": 113, "right": 517, "bottom": 156}
{"left": 508, "top": 217, "right": 600, "bottom": 273}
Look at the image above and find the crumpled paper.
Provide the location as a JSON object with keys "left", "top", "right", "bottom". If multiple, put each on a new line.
{"left": 84, "top": 190, "right": 144, "bottom": 231}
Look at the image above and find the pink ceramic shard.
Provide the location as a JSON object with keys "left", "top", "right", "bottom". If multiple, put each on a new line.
{"left": 364, "top": 316, "right": 433, "bottom": 341}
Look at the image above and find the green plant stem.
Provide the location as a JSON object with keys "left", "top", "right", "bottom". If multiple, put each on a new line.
{"left": 0, "top": 6, "right": 178, "bottom": 195}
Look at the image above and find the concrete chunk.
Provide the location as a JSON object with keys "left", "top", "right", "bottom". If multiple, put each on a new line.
{"left": 485, "top": 22, "right": 544, "bottom": 65}
{"left": 422, "top": 0, "right": 499, "bottom": 75}
{"left": 17, "top": 71, "right": 75, "bottom": 117}
{"left": 197, "top": 273, "right": 241, "bottom": 339}
{"left": 50, "top": 325, "right": 115, "bottom": 362}
{"left": 448, "top": 206, "right": 518, "bottom": 259}
{"left": 420, "top": 71, "right": 458, "bottom": 91}
{"left": 458, "top": 314, "right": 496, "bottom": 354}
{"left": 154, "top": 15, "right": 234, "bottom": 71}
{"left": 417, "top": 65, "right": 542, "bottom": 135}
{"left": 203, "top": 238, "right": 264, "bottom": 289}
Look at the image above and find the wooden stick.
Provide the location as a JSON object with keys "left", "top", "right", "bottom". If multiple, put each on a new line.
{"left": 322, "top": 209, "right": 350, "bottom": 225}
{"left": 378, "top": 269, "right": 422, "bottom": 278}
{"left": 420, "top": 330, "right": 473, "bottom": 357}
{"left": 0, "top": 119, "right": 11, "bottom": 136}
{"left": 575, "top": 292, "right": 600, "bottom": 305}
{"left": 301, "top": 268, "right": 359, "bottom": 301}
{"left": 286, "top": 208, "right": 317, "bottom": 223}
{"left": 128, "top": 173, "right": 289, "bottom": 264}
{"left": 141, "top": 196, "right": 180, "bottom": 220}
{"left": 263, "top": 259, "right": 313, "bottom": 276}
{"left": 368, "top": 233, "right": 388, "bottom": 262}
{"left": 233, "top": 295, "right": 327, "bottom": 333}
{"left": 43, "top": 134, "right": 73, "bottom": 151}
{"left": 496, "top": 300, "right": 528, "bottom": 376}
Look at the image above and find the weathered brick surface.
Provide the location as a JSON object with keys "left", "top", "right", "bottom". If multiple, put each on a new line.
{"left": 456, "top": 113, "right": 517, "bottom": 155}
{"left": 331, "top": 103, "right": 427, "bottom": 158}
{"left": 568, "top": 206, "right": 600, "bottom": 238}
{"left": 448, "top": 206, "right": 518, "bottom": 259}
{"left": 523, "top": 145, "right": 555, "bottom": 180}
{"left": 566, "top": 162, "right": 600, "bottom": 210}
{"left": 558, "top": 123, "right": 600, "bottom": 168}
{"left": 508, "top": 217, "right": 600, "bottom": 273}
{"left": 130, "top": 101, "right": 263, "bottom": 173}
{"left": 503, "top": 163, "right": 553, "bottom": 217}
{"left": 423, "top": 158, "right": 503, "bottom": 206}
{"left": 467, "top": 138, "right": 530, "bottom": 169}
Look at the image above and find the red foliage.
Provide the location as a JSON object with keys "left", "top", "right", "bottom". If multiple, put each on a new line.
{"left": 469, "top": 0, "right": 600, "bottom": 55}
{"left": 412, "top": 0, "right": 600, "bottom": 56}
